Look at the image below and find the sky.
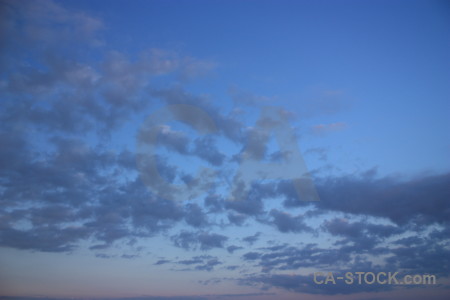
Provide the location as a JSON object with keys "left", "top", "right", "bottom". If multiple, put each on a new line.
{"left": 0, "top": 0, "right": 450, "bottom": 299}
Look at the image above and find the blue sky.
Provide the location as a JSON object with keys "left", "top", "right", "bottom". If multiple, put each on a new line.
{"left": 0, "top": 0, "right": 450, "bottom": 299}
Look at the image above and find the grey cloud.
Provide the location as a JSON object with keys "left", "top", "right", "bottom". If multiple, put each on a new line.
{"left": 227, "top": 213, "right": 248, "bottom": 226}
{"left": 130, "top": 196, "right": 184, "bottom": 232}
{"left": 240, "top": 127, "right": 269, "bottom": 160}
{"left": 315, "top": 173, "right": 450, "bottom": 226}
{"left": 310, "top": 122, "right": 347, "bottom": 136}
{"left": 0, "top": 130, "right": 28, "bottom": 172}
{"left": 0, "top": 0, "right": 103, "bottom": 54}
{"left": 269, "top": 209, "right": 311, "bottom": 233}
{"left": 178, "top": 257, "right": 204, "bottom": 265}
{"left": 177, "top": 56, "right": 216, "bottom": 81}
{"left": 224, "top": 180, "right": 279, "bottom": 216}
{"left": 323, "top": 218, "right": 401, "bottom": 240}
{"left": 121, "top": 254, "right": 139, "bottom": 259}
{"left": 242, "top": 232, "right": 261, "bottom": 245}
{"left": 204, "top": 194, "right": 224, "bottom": 213}
{"left": 386, "top": 242, "right": 450, "bottom": 276}
{"left": 228, "top": 86, "right": 272, "bottom": 106}
{"left": 242, "top": 252, "right": 260, "bottom": 261}
{"left": 152, "top": 125, "right": 191, "bottom": 155}
{"left": 0, "top": 131, "right": 185, "bottom": 251}
{"left": 304, "top": 147, "right": 328, "bottom": 161}
{"left": 1, "top": 5, "right": 449, "bottom": 284}
{"left": 171, "top": 231, "right": 228, "bottom": 251}
{"left": 226, "top": 245, "right": 243, "bottom": 254}
{"left": 194, "top": 257, "right": 222, "bottom": 271}
{"left": 238, "top": 223, "right": 450, "bottom": 289}
{"left": 225, "top": 197, "right": 264, "bottom": 216}
{"left": 138, "top": 124, "right": 225, "bottom": 166}
{"left": 154, "top": 259, "right": 171, "bottom": 265}
{"left": 162, "top": 255, "right": 223, "bottom": 272}
{"left": 184, "top": 203, "right": 209, "bottom": 228}
{"left": 298, "top": 90, "right": 350, "bottom": 118}
{"left": 280, "top": 172, "right": 450, "bottom": 226}
{"left": 393, "top": 236, "right": 425, "bottom": 247}
{"left": 2, "top": 17, "right": 215, "bottom": 135}
{"left": 0, "top": 294, "right": 281, "bottom": 300}
{"left": 192, "top": 136, "right": 226, "bottom": 166}
{"left": 0, "top": 297, "right": 209, "bottom": 300}
{"left": 224, "top": 183, "right": 266, "bottom": 216}
{"left": 320, "top": 218, "right": 403, "bottom": 252}
{"left": 197, "top": 232, "right": 228, "bottom": 250}
{"left": 0, "top": 226, "right": 90, "bottom": 252}
{"left": 95, "top": 253, "right": 112, "bottom": 259}
{"left": 150, "top": 87, "right": 245, "bottom": 143}
{"left": 240, "top": 273, "right": 391, "bottom": 295}
{"left": 2, "top": 125, "right": 448, "bottom": 260}
{"left": 240, "top": 243, "right": 374, "bottom": 273}
{"left": 28, "top": 205, "right": 77, "bottom": 227}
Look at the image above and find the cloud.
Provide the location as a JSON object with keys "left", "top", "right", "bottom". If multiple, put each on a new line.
{"left": 240, "top": 273, "right": 392, "bottom": 295}
{"left": 227, "top": 245, "right": 243, "bottom": 253}
{"left": 1, "top": 2, "right": 216, "bottom": 136}
{"left": 204, "top": 195, "right": 224, "bottom": 213}
{"left": 192, "top": 256, "right": 222, "bottom": 271}
{"left": 152, "top": 125, "right": 191, "bottom": 155}
{"left": 224, "top": 181, "right": 278, "bottom": 216}
{"left": 1, "top": 0, "right": 104, "bottom": 52}
{"left": 1, "top": 6, "right": 449, "bottom": 299}
{"left": 0, "top": 132, "right": 184, "bottom": 251}
{"left": 0, "top": 294, "right": 277, "bottom": 300}
{"left": 150, "top": 87, "right": 245, "bottom": 143}
{"left": 297, "top": 89, "right": 350, "bottom": 118}
{"left": 0, "top": 297, "right": 209, "bottom": 300}
{"left": 227, "top": 213, "right": 248, "bottom": 226}
{"left": 321, "top": 218, "right": 402, "bottom": 251}
{"left": 311, "top": 122, "right": 347, "bottom": 136}
{"left": 242, "top": 252, "right": 261, "bottom": 261}
{"left": 240, "top": 243, "right": 354, "bottom": 273}
{"left": 184, "top": 203, "right": 209, "bottom": 228}
{"left": 225, "top": 193, "right": 265, "bottom": 216}
{"left": 323, "top": 218, "right": 400, "bottom": 239}
{"left": 228, "top": 86, "right": 273, "bottom": 106}
{"left": 0, "top": 226, "right": 90, "bottom": 252}
{"left": 242, "top": 232, "right": 261, "bottom": 245}
{"left": 280, "top": 172, "right": 450, "bottom": 226}
{"left": 155, "top": 255, "right": 223, "bottom": 272}
{"left": 385, "top": 242, "right": 450, "bottom": 276}
{"left": 1, "top": 51, "right": 215, "bottom": 135}
{"left": 192, "top": 136, "right": 226, "bottom": 166}
{"left": 171, "top": 231, "right": 228, "bottom": 250}
{"left": 154, "top": 259, "right": 171, "bottom": 265}
{"left": 1, "top": 117, "right": 449, "bottom": 265}
{"left": 304, "top": 147, "right": 328, "bottom": 161}
{"left": 268, "top": 209, "right": 312, "bottom": 233}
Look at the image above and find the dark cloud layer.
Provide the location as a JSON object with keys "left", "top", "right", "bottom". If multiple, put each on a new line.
{"left": 314, "top": 173, "right": 450, "bottom": 226}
